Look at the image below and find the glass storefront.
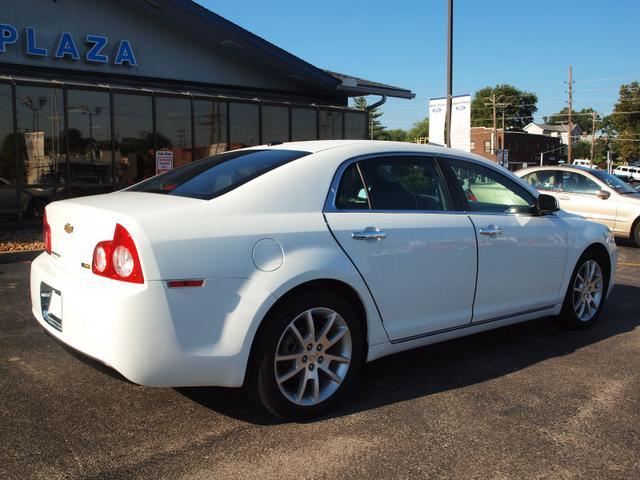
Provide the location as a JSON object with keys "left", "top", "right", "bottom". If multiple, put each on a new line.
{"left": 319, "top": 110, "right": 344, "bottom": 140}
{"left": 261, "top": 105, "right": 289, "bottom": 144}
{"left": 194, "top": 100, "right": 227, "bottom": 160}
{"left": 114, "top": 94, "right": 154, "bottom": 185}
{"left": 0, "top": 79, "right": 367, "bottom": 220}
{"left": 156, "top": 96, "right": 192, "bottom": 169}
{"left": 291, "top": 108, "right": 316, "bottom": 141}
{"left": 229, "top": 102, "right": 259, "bottom": 149}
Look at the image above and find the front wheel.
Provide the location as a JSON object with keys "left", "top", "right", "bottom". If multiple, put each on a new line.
{"left": 246, "top": 289, "right": 364, "bottom": 420}
{"left": 559, "top": 253, "right": 608, "bottom": 329}
{"left": 632, "top": 220, "right": 640, "bottom": 248}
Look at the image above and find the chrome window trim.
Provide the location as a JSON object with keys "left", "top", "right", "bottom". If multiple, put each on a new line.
{"left": 323, "top": 151, "right": 456, "bottom": 214}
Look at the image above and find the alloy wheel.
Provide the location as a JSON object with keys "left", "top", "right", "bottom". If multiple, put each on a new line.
{"left": 274, "top": 307, "right": 352, "bottom": 406}
{"left": 572, "top": 260, "right": 604, "bottom": 322}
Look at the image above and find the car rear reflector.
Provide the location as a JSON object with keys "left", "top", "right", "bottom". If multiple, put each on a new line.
{"left": 167, "top": 280, "right": 205, "bottom": 288}
{"left": 43, "top": 209, "right": 51, "bottom": 255}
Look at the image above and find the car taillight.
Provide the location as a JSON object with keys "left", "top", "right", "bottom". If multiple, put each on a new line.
{"left": 43, "top": 210, "right": 51, "bottom": 255}
{"left": 92, "top": 224, "right": 144, "bottom": 283}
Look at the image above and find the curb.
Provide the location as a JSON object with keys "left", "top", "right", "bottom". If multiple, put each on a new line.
{"left": 0, "top": 250, "right": 43, "bottom": 264}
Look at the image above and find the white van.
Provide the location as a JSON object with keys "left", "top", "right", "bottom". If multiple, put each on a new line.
{"left": 572, "top": 159, "right": 595, "bottom": 168}
{"left": 614, "top": 165, "right": 640, "bottom": 181}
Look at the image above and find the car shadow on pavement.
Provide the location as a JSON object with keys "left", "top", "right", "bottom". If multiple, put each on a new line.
{"left": 177, "top": 283, "right": 640, "bottom": 425}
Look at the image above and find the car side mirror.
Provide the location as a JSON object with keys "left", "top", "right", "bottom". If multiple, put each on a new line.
{"left": 536, "top": 193, "right": 559, "bottom": 214}
{"left": 597, "top": 190, "right": 611, "bottom": 200}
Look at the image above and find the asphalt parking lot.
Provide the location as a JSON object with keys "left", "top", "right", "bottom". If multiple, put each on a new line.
{"left": 1, "top": 246, "right": 639, "bottom": 479}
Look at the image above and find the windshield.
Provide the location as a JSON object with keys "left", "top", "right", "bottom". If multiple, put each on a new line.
{"left": 589, "top": 169, "right": 637, "bottom": 194}
{"left": 128, "top": 149, "right": 311, "bottom": 200}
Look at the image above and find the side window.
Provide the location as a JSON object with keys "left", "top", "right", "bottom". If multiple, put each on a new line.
{"left": 445, "top": 159, "right": 536, "bottom": 214}
{"left": 522, "top": 170, "right": 561, "bottom": 191}
{"left": 335, "top": 163, "right": 369, "bottom": 209}
{"left": 561, "top": 172, "right": 600, "bottom": 194}
{"left": 357, "top": 156, "right": 451, "bottom": 211}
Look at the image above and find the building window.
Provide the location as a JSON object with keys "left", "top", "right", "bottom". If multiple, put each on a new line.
{"left": 114, "top": 93, "right": 154, "bottom": 185}
{"left": 156, "top": 96, "right": 192, "bottom": 169}
{"left": 66, "top": 89, "right": 113, "bottom": 197}
{"left": 194, "top": 100, "right": 227, "bottom": 160}
{"left": 319, "top": 110, "right": 343, "bottom": 140}
{"left": 229, "top": 102, "right": 259, "bottom": 149}
{"left": 484, "top": 140, "right": 491, "bottom": 153}
{"left": 345, "top": 112, "right": 367, "bottom": 140}
{"left": 261, "top": 105, "right": 289, "bottom": 144}
{"left": 15, "top": 85, "right": 66, "bottom": 196}
{"left": 0, "top": 84, "right": 15, "bottom": 184}
{"left": 470, "top": 141, "right": 475, "bottom": 151}
{"left": 291, "top": 108, "right": 317, "bottom": 141}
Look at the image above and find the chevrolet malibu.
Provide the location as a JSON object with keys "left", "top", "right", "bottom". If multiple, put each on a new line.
{"left": 31, "top": 141, "right": 617, "bottom": 420}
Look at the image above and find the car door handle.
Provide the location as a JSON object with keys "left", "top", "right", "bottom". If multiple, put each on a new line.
{"left": 559, "top": 195, "right": 570, "bottom": 200}
{"left": 479, "top": 225, "right": 503, "bottom": 236}
{"left": 352, "top": 227, "right": 386, "bottom": 240}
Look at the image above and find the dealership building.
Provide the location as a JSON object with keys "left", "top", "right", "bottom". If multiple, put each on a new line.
{"left": 0, "top": 0, "right": 413, "bottom": 221}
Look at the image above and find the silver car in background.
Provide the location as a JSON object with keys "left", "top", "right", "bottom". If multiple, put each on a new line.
{"left": 516, "top": 165, "right": 640, "bottom": 247}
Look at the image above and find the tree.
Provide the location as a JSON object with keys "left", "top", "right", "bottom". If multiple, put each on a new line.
{"left": 353, "top": 96, "right": 385, "bottom": 139}
{"left": 471, "top": 85, "right": 537, "bottom": 130}
{"left": 406, "top": 117, "right": 429, "bottom": 142}
{"left": 608, "top": 81, "right": 640, "bottom": 163}
{"left": 544, "top": 107, "right": 601, "bottom": 134}
{"left": 377, "top": 129, "right": 408, "bottom": 142}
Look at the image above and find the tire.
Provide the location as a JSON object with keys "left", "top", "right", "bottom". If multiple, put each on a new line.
{"left": 245, "top": 289, "right": 364, "bottom": 421}
{"left": 632, "top": 220, "right": 640, "bottom": 248}
{"left": 28, "top": 198, "right": 47, "bottom": 220}
{"left": 559, "top": 251, "right": 609, "bottom": 329}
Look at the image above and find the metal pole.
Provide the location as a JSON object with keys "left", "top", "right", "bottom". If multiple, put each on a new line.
{"left": 540, "top": 152, "right": 544, "bottom": 166}
{"left": 567, "top": 66, "right": 573, "bottom": 164}
{"left": 590, "top": 111, "right": 597, "bottom": 162}
{"left": 444, "top": 0, "right": 453, "bottom": 147}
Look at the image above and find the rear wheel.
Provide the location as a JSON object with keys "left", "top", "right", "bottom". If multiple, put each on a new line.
{"left": 246, "top": 289, "right": 364, "bottom": 420}
{"left": 559, "top": 252, "right": 608, "bottom": 329}
{"left": 632, "top": 220, "right": 640, "bottom": 247}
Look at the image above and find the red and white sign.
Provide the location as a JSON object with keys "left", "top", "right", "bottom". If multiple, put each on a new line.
{"left": 155, "top": 150, "right": 174, "bottom": 175}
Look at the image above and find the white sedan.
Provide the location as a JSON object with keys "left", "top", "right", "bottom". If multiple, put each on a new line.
{"left": 31, "top": 141, "right": 617, "bottom": 419}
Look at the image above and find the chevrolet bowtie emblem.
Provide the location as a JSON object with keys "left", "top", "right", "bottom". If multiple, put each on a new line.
{"left": 64, "top": 223, "right": 74, "bottom": 234}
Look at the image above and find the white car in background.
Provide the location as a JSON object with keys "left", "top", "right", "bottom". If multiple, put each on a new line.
{"left": 31, "top": 141, "right": 617, "bottom": 419}
{"left": 614, "top": 165, "right": 640, "bottom": 181}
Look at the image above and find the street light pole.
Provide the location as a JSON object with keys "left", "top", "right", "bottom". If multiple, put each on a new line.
{"left": 444, "top": 0, "right": 453, "bottom": 148}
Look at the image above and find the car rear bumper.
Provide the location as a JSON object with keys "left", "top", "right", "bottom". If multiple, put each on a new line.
{"left": 30, "top": 253, "right": 276, "bottom": 388}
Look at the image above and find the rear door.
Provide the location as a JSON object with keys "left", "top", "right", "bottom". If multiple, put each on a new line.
{"left": 557, "top": 170, "right": 617, "bottom": 229}
{"left": 441, "top": 157, "right": 568, "bottom": 322}
{"left": 324, "top": 154, "right": 477, "bottom": 341}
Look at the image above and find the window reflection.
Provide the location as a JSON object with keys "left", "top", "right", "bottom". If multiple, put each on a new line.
{"left": 345, "top": 112, "right": 367, "bottom": 140}
{"left": 0, "top": 84, "right": 14, "bottom": 184}
{"left": 114, "top": 94, "right": 154, "bottom": 185}
{"left": 319, "top": 110, "right": 343, "bottom": 140}
{"left": 194, "top": 100, "right": 227, "bottom": 160}
{"left": 291, "top": 108, "right": 316, "bottom": 141}
{"left": 261, "top": 105, "right": 289, "bottom": 143}
{"left": 67, "top": 90, "right": 113, "bottom": 191}
{"left": 156, "top": 96, "right": 192, "bottom": 168}
{"left": 15, "top": 85, "right": 65, "bottom": 188}
{"left": 230, "top": 102, "right": 259, "bottom": 149}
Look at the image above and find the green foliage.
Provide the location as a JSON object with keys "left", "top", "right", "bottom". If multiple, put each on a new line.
{"left": 471, "top": 85, "right": 538, "bottom": 130}
{"left": 377, "top": 129, "right": 408, "bottom": 142}
{"left": 406, "top": 117, "right": 429, "bottom": 142}
{"left": 353, "top": 96, "right": 385, "bottom": 139}
{"left": 608, "top": 81, "right": 640, "bottom": 162}
{"left": 544, "top": 107, "right": 600, "bottom": 134}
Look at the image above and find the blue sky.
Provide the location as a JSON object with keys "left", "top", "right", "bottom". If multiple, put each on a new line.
{"left": 197, "top": 0, "right": 640, "bottom": 130}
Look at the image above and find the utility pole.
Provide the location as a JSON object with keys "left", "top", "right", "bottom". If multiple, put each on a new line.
{"left": 590, "top": 111, "right": 598, "bottom": 162}
{"left": 444, "top": 0, "right": 453, "bottom": 147}
{"left": 567, "top": 66, "right": 573, "bottom": 163}
{"left": 484, "top": 94, "right": 498, "bottom": 162}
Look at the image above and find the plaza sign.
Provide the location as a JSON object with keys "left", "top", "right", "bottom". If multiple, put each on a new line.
{"left": 0, "top": 24, "right": 137, "bottom": 66}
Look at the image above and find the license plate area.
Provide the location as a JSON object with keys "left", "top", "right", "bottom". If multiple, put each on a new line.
{"left": 40, "top": 282, "right": 62, "bottom": 331}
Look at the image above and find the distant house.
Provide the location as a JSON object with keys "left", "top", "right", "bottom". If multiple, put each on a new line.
{"left": 523, "top": 123, "right": 581, "bottom": 145}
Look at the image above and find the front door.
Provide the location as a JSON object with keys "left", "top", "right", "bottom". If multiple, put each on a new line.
{"left": 324, "top": 155, "right": 477, "bottom": 341}
{"left": 441, "top": 157, "right": 568, "bottom": 322}
{"left": 556, "top": 170, "right": 618, "bottom": 230}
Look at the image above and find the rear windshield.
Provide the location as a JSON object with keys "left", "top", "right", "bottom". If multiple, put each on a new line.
{"left": 128, "top": 149, "right": 310, "bottom": 200}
